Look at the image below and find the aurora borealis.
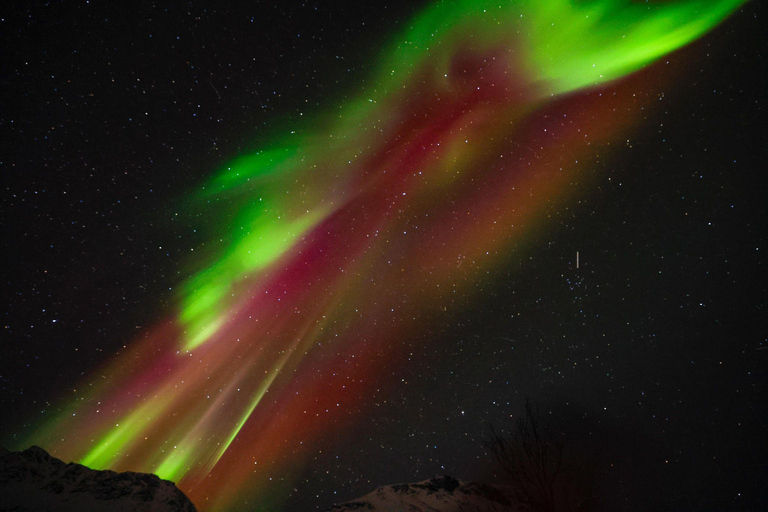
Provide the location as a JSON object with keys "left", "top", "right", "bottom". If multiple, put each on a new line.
{"left": 3, "top": 0, "right": 764, "bottom": 510}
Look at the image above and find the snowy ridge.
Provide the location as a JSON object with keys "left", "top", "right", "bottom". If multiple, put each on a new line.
{"left": 328, "top": 475, "right": 521, "bottom": 511}
{"left": 0, "top": 445, "right": 196, "bottom": 511}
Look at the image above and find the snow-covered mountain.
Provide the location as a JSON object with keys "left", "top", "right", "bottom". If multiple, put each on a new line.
{"left": 328, "top": 475, "right": 521, "bottom": 511}
{"left": 0, "top": 445, "right": 196, "bottom": 511}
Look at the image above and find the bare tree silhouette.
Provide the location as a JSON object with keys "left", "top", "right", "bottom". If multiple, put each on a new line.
{"left": 485, "top": 399, "right": 571, "bottom": 512}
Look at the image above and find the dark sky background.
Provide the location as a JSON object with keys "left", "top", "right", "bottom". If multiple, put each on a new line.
{"left": 2, "top": 1, "right": 766, "bottom": 511}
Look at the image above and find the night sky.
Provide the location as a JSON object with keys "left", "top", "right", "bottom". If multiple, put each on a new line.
{"left": 2, "top": 1, "right": 766, "bottom": 511}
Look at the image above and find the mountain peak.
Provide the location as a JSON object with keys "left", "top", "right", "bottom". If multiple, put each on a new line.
{"left": 0, "top": 446, "right": 196, "bottom": 511}
{"left": 329, "top": 475, "right": 519, "bottom": 511}
{"left": 21, "top": 445, "right": 53, "bottom": 461}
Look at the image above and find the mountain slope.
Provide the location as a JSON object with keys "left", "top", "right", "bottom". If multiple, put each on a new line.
{"left": 328, "top": 475, "right": 521, "bottom": 511}
{"left": 0, "top": 445, "right": 196, "bottom": 511}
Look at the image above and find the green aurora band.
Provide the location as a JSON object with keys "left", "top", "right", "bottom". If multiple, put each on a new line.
{"left": 178, "top": 0, "right": 745, "bottom": 351}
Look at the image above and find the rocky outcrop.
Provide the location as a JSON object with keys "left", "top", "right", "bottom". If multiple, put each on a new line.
{"left": 0, "top": 445, "right": 196, "bottom": 511}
